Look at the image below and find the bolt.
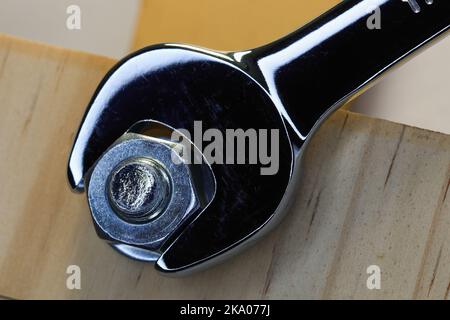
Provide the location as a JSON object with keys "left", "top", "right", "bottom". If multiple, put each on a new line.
{"left": 107, "top": 157, "right": 171, "bottom": 223}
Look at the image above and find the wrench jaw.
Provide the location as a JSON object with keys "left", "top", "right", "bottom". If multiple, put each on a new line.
{"left": 67, "top": 44, "right": 295, "bottom": 273}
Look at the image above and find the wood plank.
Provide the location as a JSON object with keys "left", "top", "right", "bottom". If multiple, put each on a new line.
{"left": 0, "top": 34, "right": 449, "bottom": 299}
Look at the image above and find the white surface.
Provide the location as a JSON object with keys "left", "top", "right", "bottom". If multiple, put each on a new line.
{"left": 0, "top": 0, "right": 140, "bottom": 58}
{"left": 352, "top": 35, "right": 450, "bottom": 135}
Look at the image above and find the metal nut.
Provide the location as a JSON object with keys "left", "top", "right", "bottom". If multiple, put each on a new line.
{"left": 87, "top": 132, "right": 200, "bottom": 254}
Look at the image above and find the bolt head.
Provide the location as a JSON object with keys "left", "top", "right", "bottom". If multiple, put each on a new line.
{"left": 107, "top": 157, "right": 171, "bottom": 223}
{"left": 87, "top": 133, "right": 200, "bottom": 250}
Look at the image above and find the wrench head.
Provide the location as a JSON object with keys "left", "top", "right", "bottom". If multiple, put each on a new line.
{"left": 68, "top": 45, "right": 295, "bottom": 274}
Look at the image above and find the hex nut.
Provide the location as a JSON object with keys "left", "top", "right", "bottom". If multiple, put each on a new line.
{"left": 87, "top": 133, "right": 200, "bottom": 251}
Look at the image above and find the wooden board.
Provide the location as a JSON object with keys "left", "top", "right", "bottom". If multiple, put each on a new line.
{"left": 0, "top": 34, "right": 449, "bottom": 300}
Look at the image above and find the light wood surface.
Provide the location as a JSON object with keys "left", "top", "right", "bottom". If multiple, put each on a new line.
{"left": 132, "top": 0, "right": 340, "bottom": 52}
{"left": 0, "top": 34, "right": 449, "bottom": 299}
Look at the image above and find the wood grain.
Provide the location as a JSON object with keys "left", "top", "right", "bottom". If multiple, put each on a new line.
{"left": 0, "top": 34, "right": 449, "bottom": 299}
